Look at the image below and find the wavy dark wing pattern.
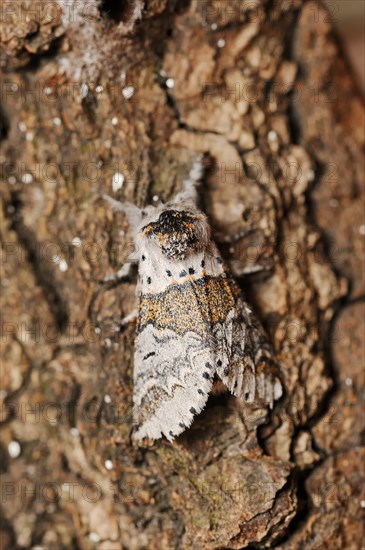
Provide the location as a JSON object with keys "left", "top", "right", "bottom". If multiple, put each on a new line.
{"left": 133, "top": 247, "right": 225, "bottom": 441}
{"left": 133, "top": 325, "right": 216, "bottom": 440}
{"left": 215, "top": 293, "right": 283, "bottom": 408}
{"left": 133, "top": 244, "right": 282, "bottom": 440}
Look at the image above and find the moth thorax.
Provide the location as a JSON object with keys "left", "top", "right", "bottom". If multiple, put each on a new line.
{"left": 142, "top": 209, "right": 209, "bottom": 259}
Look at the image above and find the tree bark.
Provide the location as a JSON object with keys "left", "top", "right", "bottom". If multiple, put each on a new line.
{"left": 1, "top": 1, "right": 364, "bottom": 548}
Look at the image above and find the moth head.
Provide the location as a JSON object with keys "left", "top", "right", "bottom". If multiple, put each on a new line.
{"left": 140, "top": 208, "right": 211, "bottom": 259}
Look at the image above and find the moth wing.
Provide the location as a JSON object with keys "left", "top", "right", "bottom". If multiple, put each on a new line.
{"left": 133, "top": 327, "right": 216, "bottom": 441}
{"left": 216, "top": 298, "right": 283, "bottom": 408}
{"left": 133, "top": 245, "right": 224, "bottom": 441}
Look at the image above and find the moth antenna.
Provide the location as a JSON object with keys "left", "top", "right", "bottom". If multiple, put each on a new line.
{"left": 133, "top": 0, "right": 144, "bottom": 20}
{"left": 174, "top": 155, "right": 204, "bottom": 207}
{"left": 99, "top": 193, "right": 143, "bottom": 235}
{"left": 100, "top": 192, "right": 128, "bottom": 212}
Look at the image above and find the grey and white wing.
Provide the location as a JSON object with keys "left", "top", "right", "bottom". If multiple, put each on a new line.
{"left": 133, "top": 326, "right": 216, "bottom": 441}
{"left": 132, "top": 247, "right": 219, "bottom": 441}
{"left": 216, "top": 297, "right": 283, "bottom": 409}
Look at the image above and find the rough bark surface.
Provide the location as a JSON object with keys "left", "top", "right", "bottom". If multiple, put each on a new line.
{"left": 0, "top": 1, "right": 364, "bottom": 549}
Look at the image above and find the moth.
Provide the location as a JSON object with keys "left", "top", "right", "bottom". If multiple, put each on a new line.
{"left": 102, "top": 157, "right": 282, "bottom": 441}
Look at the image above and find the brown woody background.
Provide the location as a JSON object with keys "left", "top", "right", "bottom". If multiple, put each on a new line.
{"left": 1, "top": 1, "right": 364, "bottom": 548}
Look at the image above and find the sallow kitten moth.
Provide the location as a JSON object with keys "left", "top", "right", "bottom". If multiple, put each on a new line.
{"left": 102, "top": 157, "right": 282, "bottom": 441}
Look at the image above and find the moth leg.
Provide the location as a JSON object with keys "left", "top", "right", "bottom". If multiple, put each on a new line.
{"left": 215, "top": 226, "right": 255, "bottom": 244}
{"left": 101, "top": 262, "right": 133, "bottom": 283}
{"left": 120, "top": 308, "right": 138, "bottom": 326}
{"left": 109, "top": 308, "right": 137, "bottom": 334}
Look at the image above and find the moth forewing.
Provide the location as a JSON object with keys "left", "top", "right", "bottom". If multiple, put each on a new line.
{"left": 102, "top": 158, "right": 282, "bottom": 441}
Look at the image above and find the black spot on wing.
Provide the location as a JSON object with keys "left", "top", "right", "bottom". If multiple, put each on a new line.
{"left": 190, "top": 407, "right": 197, "bottom": 415}
{"left": 143, "top": 351, "right": 156, "bottom": 361}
